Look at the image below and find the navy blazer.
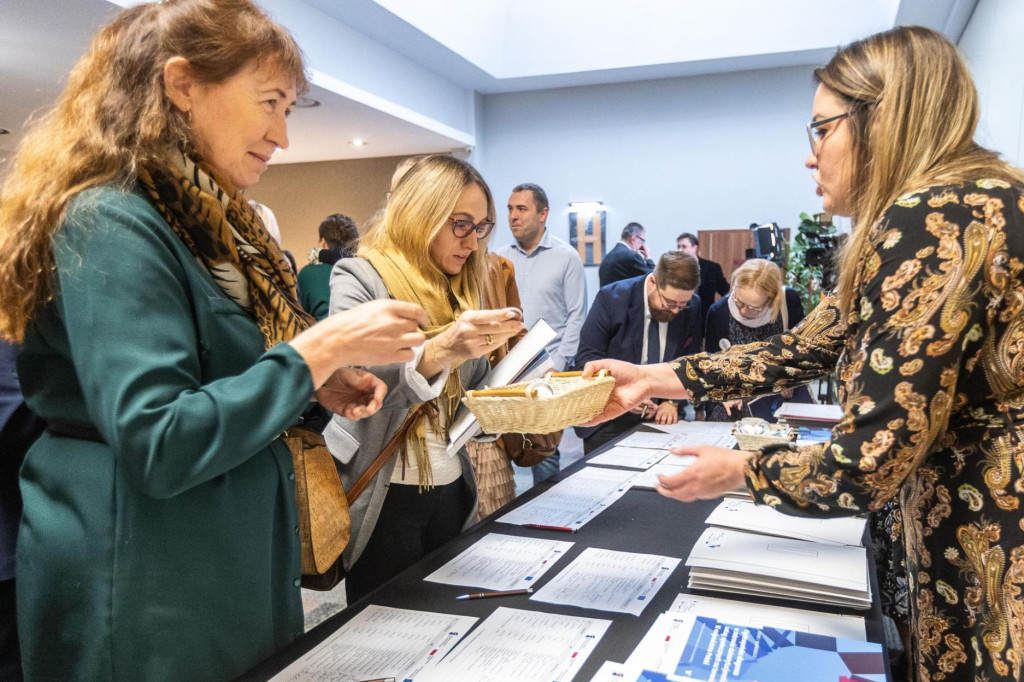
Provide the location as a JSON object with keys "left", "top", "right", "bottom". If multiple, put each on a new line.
{"left": 598, "top": 242, "right": 654, "bottom": 288}
{"left": 574, "top": 275, "right": 702, "bottom": 439}
{"left": 576, "top": 275, "right": 703, "bottom": 368}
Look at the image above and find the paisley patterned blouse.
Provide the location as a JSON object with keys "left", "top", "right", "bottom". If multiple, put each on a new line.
{"left": 674, "top": 181, "right": 1024, "bottom": 682}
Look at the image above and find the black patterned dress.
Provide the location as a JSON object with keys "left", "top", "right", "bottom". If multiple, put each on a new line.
{"left": 673, "top": 181, "right": 1024, "bottom": 682}
{"left": 705, "top": 315, "right": 783, "bottom": 422}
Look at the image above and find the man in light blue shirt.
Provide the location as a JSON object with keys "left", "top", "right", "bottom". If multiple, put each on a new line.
{"left": 497, "top": 183, "right": 586, "bottom": 483}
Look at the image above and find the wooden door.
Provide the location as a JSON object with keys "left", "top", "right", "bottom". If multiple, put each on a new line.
{"left": 698, "top": 228, "right": 791, "bottom": 283}
{"left": 699, "top": 229, "right": 752, "bottom": 283}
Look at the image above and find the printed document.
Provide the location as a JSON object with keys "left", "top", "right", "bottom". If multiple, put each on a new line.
{"left": 667, "top": 594, "right": 866, "bottom": 641}
{"left": 272, "top": 605, "right": 476, "bottom": 682}
{"left": 622, "top": 612, "right": 884, "bottom": 682}
{"left": 588, "top": 446, "right": 670, "bottom": 469}
{"left": 644, "top": 420, "right": 738, "bottom": 448}
{"left": 497, "top": 466, "right": 635, "bottom": 531}
{"left": 628, "top": 462, "right": 691, "bottom": 490}
{"left": 424, "top": 533, "right": 573, "bottom": 590}
{"left": 615, "top": 431, "right": 683, "bottom": 450}
{"left": 411, "top": 607, "right": 611, "bottom": 682}
{"left": 705, "top": 498, "right": 867, "bottom": 546}
{"left": 531, "top": 547, "right": 681, "bottom": 616}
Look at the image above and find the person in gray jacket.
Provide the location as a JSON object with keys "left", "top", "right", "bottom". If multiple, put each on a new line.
{"left": 326, "top": 155, "right": 523, "bottom": 603}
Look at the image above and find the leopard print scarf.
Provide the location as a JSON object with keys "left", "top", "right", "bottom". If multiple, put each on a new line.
{"left": 137, "top": 151, "right": 313, "bottom": 348}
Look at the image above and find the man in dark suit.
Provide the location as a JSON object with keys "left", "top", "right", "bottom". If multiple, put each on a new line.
{"left": 598, "top": 222, "right": 654, "bottom": 287}
{"left": 677, "top": 232, "right": 729, "bottom": 327}
{"left": 575, "top": 252, "right": 702, "bottom": 453}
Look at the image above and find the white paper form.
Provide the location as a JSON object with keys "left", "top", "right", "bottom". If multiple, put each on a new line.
{"left": 531, "top": 547, "right": 681, "bottom": 616}
{"left": 623, "top": 612, "right": 700, "bottom": 673}
{"left": 705, "top": 498, "right": 867, "bottom": 546}
{"left": 614, "top": 431, "right": 683, "bottom": 450}
{"left": 628, "top": 462, "right": 691, "bottom": 490}
{"left": 411, "top": 607, "right": 611, "bottom": 682}
{"left": 588, "top": 661, "right": 632, "bottom": 681}
{"left": 272, "top": 605, "right": 476, "bottom": 682}
{"left": 424, "top": 533, "right": 574, "bottom": 590}
{"left": 667, "top": 593, "right": 866, "bottom": 641}
{"left": 497, "top": 466, "right": 636, "bottom": 531}
{"left": 588, "top": 446, "right": 669, "bottom": 470}
{"left": 643, "top": 421, "right": 738, "bottom": 448}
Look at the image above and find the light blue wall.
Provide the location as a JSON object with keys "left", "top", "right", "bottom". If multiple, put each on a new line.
{"left": 959, "top": 0, "right": 1024, "bottom": 166}
{"left": 478, "top": 65, "right": 822, "bottom": 303}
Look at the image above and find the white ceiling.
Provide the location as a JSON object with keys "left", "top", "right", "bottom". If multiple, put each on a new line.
{"left": 0, "top": 0, "right": 978, "bottom": 168}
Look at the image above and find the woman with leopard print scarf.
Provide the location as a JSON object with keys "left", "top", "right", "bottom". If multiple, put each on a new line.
{"left": 0, "top": 2, "right": 427, "bottom": 680}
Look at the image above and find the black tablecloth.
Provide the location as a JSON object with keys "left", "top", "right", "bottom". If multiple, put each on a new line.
{"left": 240, "top": 426, "right": 888, "bottom": 681}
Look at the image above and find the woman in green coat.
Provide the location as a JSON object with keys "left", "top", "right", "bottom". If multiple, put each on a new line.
{"left": 0, "top": 1, "right": 427, "bottom": 680}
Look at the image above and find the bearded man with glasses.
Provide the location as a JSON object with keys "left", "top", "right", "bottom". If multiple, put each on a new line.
{"left": 574, "top": 252, "right": 702, "bottom": 453}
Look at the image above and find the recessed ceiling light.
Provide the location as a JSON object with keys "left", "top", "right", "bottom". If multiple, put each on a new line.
{"left": 294, "top": 97, "right": 320, "bottom": 108}
{"left": 350, "top": 139, "right": 368, "bottom": 147}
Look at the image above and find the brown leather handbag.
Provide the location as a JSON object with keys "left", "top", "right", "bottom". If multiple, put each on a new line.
{"left": 500, "top": 430, "right": 563, "bottom": 468}
{"left": 284, "top": 413, "right": 416, "bottom": 591}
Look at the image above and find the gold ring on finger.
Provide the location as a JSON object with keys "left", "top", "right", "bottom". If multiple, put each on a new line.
{"left": 485, "top": 333, "right": 494, "bottom": 345}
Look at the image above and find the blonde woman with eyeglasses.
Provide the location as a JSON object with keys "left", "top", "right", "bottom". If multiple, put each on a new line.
{"left": 325, "top": 154, "right": 524, "bottom": 604}
{"left": 703, "top": 259, "right": 813, "bottom": 421}
{"left": 581, "top": 26, "right": 1024, "bottom": 681}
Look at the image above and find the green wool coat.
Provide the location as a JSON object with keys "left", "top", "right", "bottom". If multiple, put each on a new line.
{"left": 16, "top": 186, "right": 312, "bottom": 681}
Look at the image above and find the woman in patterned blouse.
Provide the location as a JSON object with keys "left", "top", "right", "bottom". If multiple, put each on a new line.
{"left": 582, "top": 26, "right": 1024, "bottom": 682}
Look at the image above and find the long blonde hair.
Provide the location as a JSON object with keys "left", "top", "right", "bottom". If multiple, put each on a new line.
{"left": 0, "top": 0, "right": 307, "bottom": 341}
{"left": 818, "top": 26, "right": 1024, "bottom": 317}
{"left": 359, "top": 154, "right": 492, "bottom": 302}
{"left": 730, "top": 259, "right": 785, "bottom": 321}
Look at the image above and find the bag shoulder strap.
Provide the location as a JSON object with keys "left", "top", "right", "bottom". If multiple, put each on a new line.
{"left": 346, "top": 409, "right": 418, "bottom": 504}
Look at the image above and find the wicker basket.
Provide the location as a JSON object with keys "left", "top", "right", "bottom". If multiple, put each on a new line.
{"left": 731, "top": 418, "right": 797, "bottom": 451}
{"left": 463, "top": 373, "right": 616, "bottom": 434}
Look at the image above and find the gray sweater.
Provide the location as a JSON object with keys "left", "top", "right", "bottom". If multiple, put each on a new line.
{"left": 325, "top": 257, "right": 487, "bottom": 570}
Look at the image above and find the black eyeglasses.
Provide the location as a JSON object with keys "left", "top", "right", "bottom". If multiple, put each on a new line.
{"left": 806, "top": 112, "right": 849, "bottom": 154}
{"left": 448, "top": 215, "right": 495, "bottom": 239}
{"left": 654, "top": 286, "right": 691, "bottom": 312}
{"left": 732, "top": 293, "right": 766, "bottom": 314}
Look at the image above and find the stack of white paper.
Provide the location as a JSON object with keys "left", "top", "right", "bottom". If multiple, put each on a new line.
{"left": 685, "top": 527, "right": 872, "bottom": 609}
{"left": 773, "top": 402, "right": 843, "bottom": 428}
{"left": 705, "top": 498, "right": 867, "bottom": 546}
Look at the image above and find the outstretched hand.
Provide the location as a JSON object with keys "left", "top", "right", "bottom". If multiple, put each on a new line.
{"left": 316, "top": 367, "right": 387, "bottom": 420}
{"left": 655, "top": 445, "right": 755, "bottom": 502}
{"left": 578, "top": 359, "right": 650, "bottom": 426}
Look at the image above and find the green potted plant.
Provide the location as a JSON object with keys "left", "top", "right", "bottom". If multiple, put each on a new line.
{"left": 786, "top": 212, "right": 839, "bottom": 314}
